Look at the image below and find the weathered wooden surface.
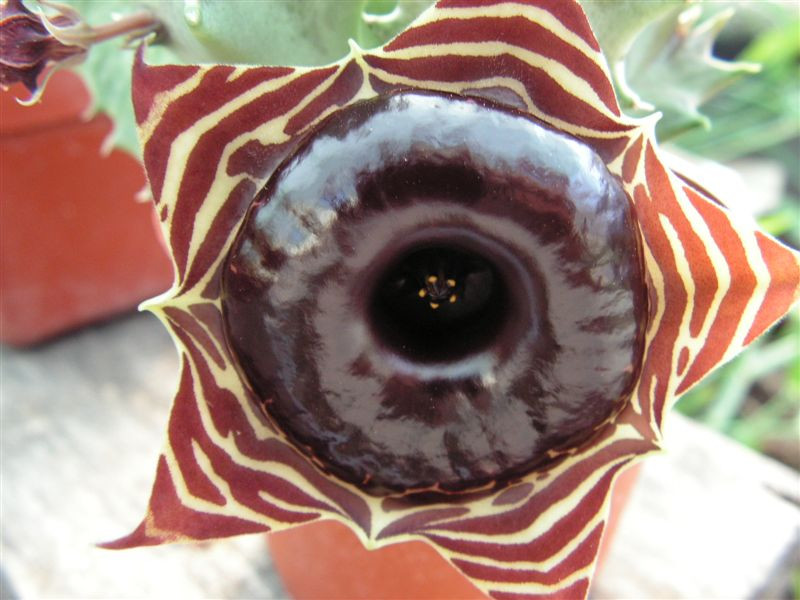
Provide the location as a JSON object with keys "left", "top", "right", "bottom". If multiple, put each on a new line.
{"left": 593, "top": 412, "right": 799, "bottom": 599}
{"left": 1, "top": 312, "right": 798, "bottom": 599}
{"left": 1, "top": 313, "right": 285, "bottom": 599}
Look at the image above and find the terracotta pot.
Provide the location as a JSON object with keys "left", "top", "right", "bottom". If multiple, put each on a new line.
{"left": 269, "top": 465, "right": 641, "bottom": 599}
{"left": 0, "top": 72, "right": 172, "bottom": 346}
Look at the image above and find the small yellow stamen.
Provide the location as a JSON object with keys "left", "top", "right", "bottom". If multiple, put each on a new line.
{"left": 429, "top": 302, "right": 440, "bottom": 309}
{"left": 418, "top": 288, "right": 427, "bottom": 298}
{"left": 446, "top": 278, "right": 456, "bottom": 288}
{"left": 449, "top": 294, "right": 457, "bottom": 303}
{"left": 427, "top": 275, "right": 438, "bottom": 284}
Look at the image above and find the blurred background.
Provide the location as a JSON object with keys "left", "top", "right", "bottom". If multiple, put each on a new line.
{"left": 1, "top": 1, "right": 798, "bottom": 598}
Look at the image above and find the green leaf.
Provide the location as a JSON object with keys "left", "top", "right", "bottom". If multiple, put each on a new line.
{"left": 55, "top": 1, "right": 179, "bottom": 157}
{"left": 628, "top": 4, "right": 759, "bottom": 140}
{"left": 583, "top": 1, "right": 763, "bottom": 142}
{"left": 702, "top": 330, "right": 798, "bottom": 432}
{"left": 78, "top": 40, "right": 178, "bottom": 158}
{"left": 674, "top": 14, "right": 800, "bottom": 161}
{"left": 758, "top": 199, "right": 800, "bottom": 241}
{"left": 57, "top": 0, "right": 434, "bottom": 156}
{"left": 581, "top": 0, "right": 688, "bottom": 112}
{"left": 139, "top": 0, "right": 432, "bottom": 66}
{"left": 355, "top": 0, "right": 433, "bottom": 51}
{"left": 580, "top": 0, "right": 685, "bottom": 66}
{"left": 143, "top": 0, "right": 363, "bottom": 65}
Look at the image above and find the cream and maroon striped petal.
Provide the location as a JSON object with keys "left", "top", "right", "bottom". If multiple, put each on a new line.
{"left": 617, "top": 136, "right": 800, "bottom": 427}
{"left": 113, "top": 1, "right": 800, "bottom": 599}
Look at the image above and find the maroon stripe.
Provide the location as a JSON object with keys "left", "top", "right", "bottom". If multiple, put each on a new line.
{"left": 384, "top": 15, "right": 617, "bottom": 115}
{"left": 178, "top": 327, "right": 265, "bottom": 439}
{"left": 180, "top": 339, "right": 372, "bottom": 536}
{"left": 146, "top": 455, "right": 271, "bottom": 541}
{"left": 285, "top": 60, "right": 364, "bottom": 136}
{"left": 181, "top": 178, "right": 256, "bottom": 291}
{"left": 174, "top": 332, "right": 345, "bottom": 519}
{"left": 132, "top": 49, "right": 200, "bottom": 125}
{"left": 423, "top": 460, "right": 626, "bottom": 561}
{"left": 633, "top": 144, "right": 722, "bottom": 423}
{"left": 141, "top": 65, "right": 294, "bottom": 205}
{"left": 575, "top": 133, "right": 633, "bottom": 166}
{"left": 621, "top": 136, "right": 643, "bottom": 184}
{"left": 539, "top": 0, "right": 601, "bottom": 51}
{"left": 207, "top": 446, "right": 323, "bottom": 526}
{"left": 227, "top": 139, "right": 298, "bottom": 181}
{"left": 745, "top": 232, "right": 800, "bottom": 345}
{"left": 117, "top": 457, "right": 270, "bottom": 547}
{"left": 677, "top": 186, "right": 756, "bottom": 393}
{"left": 645, "top": 156, "right": 718, "bottom": 341}
{"left": 169, "top": 339, "right": 317, "bottom": 522}
{"left": 200, "top": 261, "right": 226, "bottom": 300}
{"left": 167, "top": 356, "right": 228, "bottom": 505}
{"left": 368, "top": 73, "right": 542, "bottom": 132}
{"left": 380, "top": 486, "right": 496, "bottom": 513}
{"left": 632, "top": 184, "right": 681, "bottom": 426}
{"left": 461, "top": 84, "right": 530, "bottom": 111}
{"left": 251, "top": 473, "right": 337, "bottom": 516}
{"left": 368, "top": 73, "right": 407, "bottom": 97}
{"left": 364, "top": 53, "right": 625, "bottom": 133}
{"left": 164, "top": 306, "right": 225, "bottom": 369}
{"left": 677, "top": 346, "right": 690, "bottom": 376}
{"left": 492, "top": 483, "right": 535, "bottom": 506}
{"left": 186, "top": 338, "right": 339, "bottom": 516}
{"left": 169, "top": 67, "right": 337, "bottom": 279}
{"left": 451, "top": 523, "right": 602, "bottom": 584}
{"left": 377, "top": 507, "right": 471, "bottom": 540}
{"left": 490, "top": 577, "right": 589, "bottom": 600}
{"left": 424, "top": 438, "right": 643, "bottom": 536}
{"left": 225, "top": 63, "right": 363, "bottom": 180}
{"left": 188, "top": 302, "right": 230, "bottom": 359}
{"left": 436, "top": 0, "right": 601, "bottom": 54}
{"left": 256, "top": 439, "right": 374, "bottom": 536}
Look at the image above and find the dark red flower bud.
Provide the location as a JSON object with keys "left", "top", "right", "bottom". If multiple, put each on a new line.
{"left": 0, "top": 0, "right": 85, "bottom": 102}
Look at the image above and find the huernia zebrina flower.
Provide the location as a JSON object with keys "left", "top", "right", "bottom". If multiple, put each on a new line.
{"left": 108, "top": 1, "right": 800, "bottom": 598}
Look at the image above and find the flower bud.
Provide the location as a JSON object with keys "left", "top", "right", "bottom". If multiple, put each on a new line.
{"left": 0, "top": 0, "right": 85, "bottom": 103}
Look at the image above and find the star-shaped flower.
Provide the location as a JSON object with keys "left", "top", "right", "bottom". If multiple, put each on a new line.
{"left": 108, "top": 2, "right": 800, "bottom": 598}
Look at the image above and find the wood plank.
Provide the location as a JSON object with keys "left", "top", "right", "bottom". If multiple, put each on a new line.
{"left": 593, "top": 413, "right": 799, "bottom": 599}
{"left": 1, "top": 313, "right": 285, "bottom": 599}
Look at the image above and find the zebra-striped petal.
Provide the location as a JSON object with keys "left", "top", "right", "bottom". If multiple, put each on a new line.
{"left": 109, "top": 2, "right": 800, "bottom": 599}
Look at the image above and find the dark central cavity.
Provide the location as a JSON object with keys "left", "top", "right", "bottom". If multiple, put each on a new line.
{"left": 221, "top": 91, "right": 648, "bottom": 497}
{"left": 371, "top": 244, "right": 507, "bottom": 363}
